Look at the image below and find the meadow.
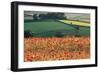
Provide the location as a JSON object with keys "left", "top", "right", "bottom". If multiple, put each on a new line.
{"left": 24, "top": 20, "right": 90, "bottom": 37}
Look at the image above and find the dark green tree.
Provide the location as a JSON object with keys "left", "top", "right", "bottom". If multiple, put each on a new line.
{"left": 33, "top": 14, "right": 38, "bottom": 20}
{"left": 24, "top": 30, "right": 33, "bottom": 38}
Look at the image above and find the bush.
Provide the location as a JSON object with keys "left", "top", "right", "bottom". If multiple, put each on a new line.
{"left": 24, "top": 30, "right": 33, "bottom": 38}
{"left": 55, "top": 32, "right": 65, "bottom": 37}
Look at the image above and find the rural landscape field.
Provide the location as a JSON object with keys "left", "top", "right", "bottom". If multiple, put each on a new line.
{"left": 24, "top": 11, "right": 90, "bottom": 62}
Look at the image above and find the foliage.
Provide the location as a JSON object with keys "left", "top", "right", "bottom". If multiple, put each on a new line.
{"left": 54, "top": 32, "right": 65, "bottom": 37}
{"left": 24, "top": 30, "right": 33, "bottom": 38}
{"left": 33, "top": 12, "right": 66, "bottom": 20}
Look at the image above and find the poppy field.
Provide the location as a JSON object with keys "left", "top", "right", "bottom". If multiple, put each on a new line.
{"left": 24, "top": 36, "right": 90, "bottom": 62}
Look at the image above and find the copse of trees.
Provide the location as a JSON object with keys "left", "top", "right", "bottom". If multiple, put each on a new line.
{"left": 32, "top": 13, "right": 67, "bottom": 20}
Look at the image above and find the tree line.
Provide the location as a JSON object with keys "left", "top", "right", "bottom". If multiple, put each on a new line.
{"left": 33, "top": 13, "right": 67, "bottom": 20}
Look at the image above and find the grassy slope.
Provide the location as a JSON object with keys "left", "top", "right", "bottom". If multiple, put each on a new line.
{"left": 24, "top": 20, "right": 74, "bottom": 32}
{"left": 24, "top": 20, "right": 90, "bottom": 36}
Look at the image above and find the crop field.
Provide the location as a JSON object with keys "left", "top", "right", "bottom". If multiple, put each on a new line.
{"left": 59, "top": 20, "right": 90, "bottom": 27}
{"left": 24, "top": 20, "right": 74, "bottom": 32}
{"left": 24, "top": 37, "right": 90, "bottom": 61}
{"left": 24, "top": 20, "right": 90, "bottom": 37}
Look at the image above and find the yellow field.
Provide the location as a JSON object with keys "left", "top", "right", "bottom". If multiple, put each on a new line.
{"left": 59, "top": 20, "right": 90, "bottom": 27}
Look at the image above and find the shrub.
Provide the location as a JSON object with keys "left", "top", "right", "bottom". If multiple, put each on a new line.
{"left": 54, "top": 32, "right": 65, "bottom": 37}
{"left": 24, "top": 30, "right": 33, "bottom": 38}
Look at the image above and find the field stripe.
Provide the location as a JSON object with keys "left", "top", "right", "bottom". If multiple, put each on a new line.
{"left": 59, "top": 20, "right": 90, "bottom": 27}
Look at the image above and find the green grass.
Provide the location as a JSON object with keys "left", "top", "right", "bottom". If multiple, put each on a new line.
{"left": 79, "top": 27, "right": 90, "bottom": 36}
{"left": 24, "top": 20, "right": 74, "bottom": 32}
{"left": 24, "top": 20, "right": 90, "bottom": 37}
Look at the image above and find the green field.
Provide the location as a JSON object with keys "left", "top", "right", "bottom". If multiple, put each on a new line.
{"left": 24, "top": 20, "right": 90, "bottom": 37}
{"left": 24, "top": 20, "right": 74, "bottom": 32}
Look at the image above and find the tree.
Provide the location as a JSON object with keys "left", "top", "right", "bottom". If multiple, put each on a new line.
{"left": 24, "top": 30, "right": 33, "bottom": 38}
{"left": 33, "top": 14, "right": 38, "bottom": 20}
{"left": 39, "top": 14, "right": 47, "bottom": 19}
{"left": 55, "top": 32, "right": 65, "bottom": 37}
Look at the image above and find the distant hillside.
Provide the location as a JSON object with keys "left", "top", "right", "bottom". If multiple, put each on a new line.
{"left": 24, "top": 11, "right": 90, "bottom": 22}
{"left": 65, "top": 13, "right": 90, "bottom": 23}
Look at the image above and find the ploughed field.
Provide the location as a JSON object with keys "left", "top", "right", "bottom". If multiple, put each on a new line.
{"left": 24, "top": 36, "right": 90, "bottom": 62}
